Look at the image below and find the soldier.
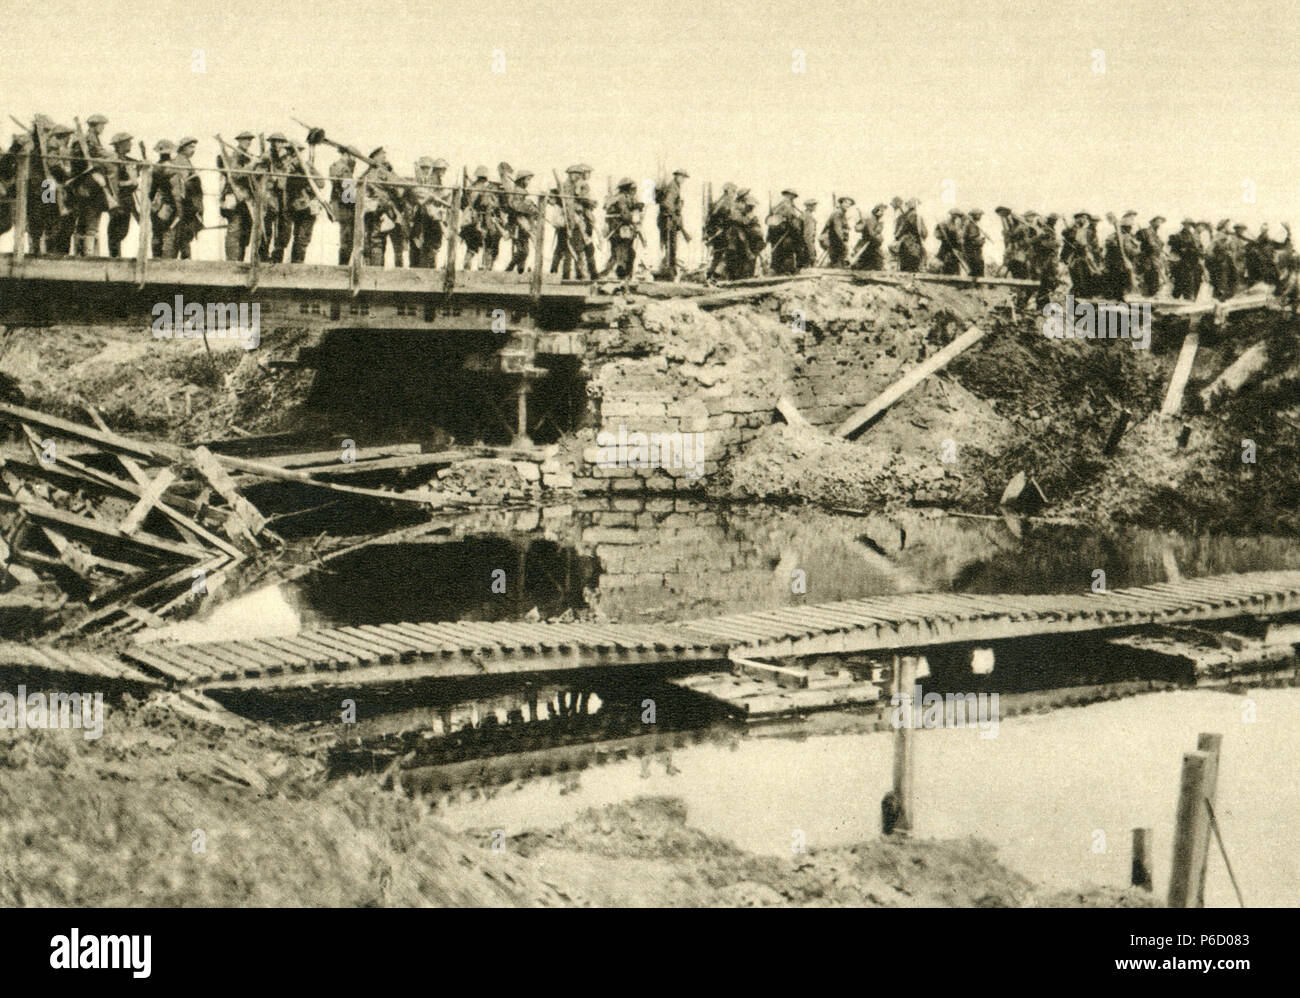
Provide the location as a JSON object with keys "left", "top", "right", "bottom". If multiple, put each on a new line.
{"left": 995, "top": 206, "right": 1028, "bottom": 279}
{"left": 1061, "top": 212, "right": 1096, "bottom": 295}
{"left": 765, "top": 189, "right": 803, "bottom": 275}
{"left": 851, "top": 203, "right": 887, "bottom": 270}
{"left": 65, "top": 114, "right": 114, "bottom": 255}
{"left": 164, "top": 137, "right": 203, "bottom": 259}
{"left": 361, "top": 147, "right": 405, "bottom": 267}
{"left": 148, "top": 139, "right": 176, "bottom": 258}
{"left": 0, "top": 134, "right": 26, "bottom": 241}
{"left": 329, "top": 148, "right": 357, "bottom": 265}
{"left": 801, "top": 199, "right": 819, "bottom": 265}
{"left": 218, "top": 130, "right": 257, "bottom": 261}
{"left": 1103, "top": 211, "right": 1140, "bottom": 299}
{"left": 1134, "top": 215, "right": 1166, "bottom": 297}
{"left": 726, "top": 191, "right": 765, "bottom": 279}
{"left": 894, "top": 198, "right": 927, "bottom": 272}
{"left": 270, "top": 138, "right": 323, "bottom": 264}
{"left": 603, "top": 177, "right": 643, "bottom": 279}
{"left": 44, "top": 123, "right": 78, "bottom": 254}
{"left": 1033, "top": 213, "right": 1063, "bottom": 303}
{"left": 1205, "top": 219, "right": 1236, "bottom": 300}
{"left": 962, "top": 208, "right": 987, "bottom": 278}
{"left": 654, "top": 168, "right": 689, "bottom": 278}
{"left": 820, "top": 196, "right": 853, "bottom": 268}
{"left": 503, "top": 169, "right": 538, "bottom": 273}
{"left": 935, "top": 209, "right": 967, "bottom": 275}
{"left": 104, "top": 132, "right": 140, "bottom": 258}
{"left": 1167, "top": 218, "right": 1203, "bottom": 301}
{"left": 460, "top": 165, "right": 498, "bottom": 270}
{"left": 705, "top": 182, "right": 737, "bottom": 279}
{"left": 406, "top": 157, "right": 449, "bottom": 269}
{"left": 548, "top": 180, "right": 585, "bottom": 279}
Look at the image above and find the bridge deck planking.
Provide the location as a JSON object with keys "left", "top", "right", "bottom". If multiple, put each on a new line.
{"left": 82, "top": 569, "right": 1300, "bottom": 690}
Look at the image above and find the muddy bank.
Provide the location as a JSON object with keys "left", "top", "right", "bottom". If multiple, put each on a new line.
{"left": 0, "top": 695, "right": 1151, "bottom": 907}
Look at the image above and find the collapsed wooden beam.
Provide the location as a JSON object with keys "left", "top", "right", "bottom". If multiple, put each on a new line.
{"left": 1200, "top": 340, "right": 1270, "bottom": 412}
{"left": 1160, "top": 327, "right": 1200, "bottom": 417}
{"left": 836, "top": 323, "right": 987, "bottom": 438}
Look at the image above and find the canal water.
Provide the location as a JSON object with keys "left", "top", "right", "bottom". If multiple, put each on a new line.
{"left": 431, "top": 688, "right": 1300, "bottom": 907}
{"left": 148, "top": 499, "right": 1300, "bottom": 904}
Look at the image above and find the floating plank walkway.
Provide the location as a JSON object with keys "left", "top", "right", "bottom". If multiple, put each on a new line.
{"left": 98, "top": 568, "right": 1300, "bottom": 691}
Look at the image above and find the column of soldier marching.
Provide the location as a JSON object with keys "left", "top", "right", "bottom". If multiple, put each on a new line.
{"left": 1, "top": 114, "right": 1296, "bottom": 301}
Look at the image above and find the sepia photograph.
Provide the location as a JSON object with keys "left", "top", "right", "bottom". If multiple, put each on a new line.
{"left": 0, "top": 0, "right": 1291, "bottom": 962}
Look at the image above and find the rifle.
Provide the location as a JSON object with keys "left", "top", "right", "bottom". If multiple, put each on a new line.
{"left": 12, "top": 116, "right": 61, "bottom": 213}
{"left": 937, "top": 218, "right": 970, "bottom": 276}
{"left": 281, "top": 141, "right": 335, "bottom": 222}
{"left": 213, "top": 134, "right": 253, "bottom": 207}
{"left": 551, "top": 168, "right": 586, "bottom": 259}
{"left": 292, "top": 118, "right": 387, "bottom": 172}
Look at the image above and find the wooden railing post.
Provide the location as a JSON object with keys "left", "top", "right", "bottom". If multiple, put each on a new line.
{"left": 135, "top": 164, "right": 152, "bottom": 288}
{"left": 350, "top": 178, "right": 365, "bottom": 296}
{"left": 529, "top": 193, "right": 546, "bottom": 302}
{"left": 443, "top": 171, "right": 461, "bottom": 295}
{"left": 1168, "top": 748, "right": 1214, "bottom": 907}
{"left": 12, "top": 150, "right": 29, "bottom": 268}
{"left": 248, "top": 174, "right": 266, "bottom": 290}
{"left": 884, "top": 653, "right": 917, "bottom": 834}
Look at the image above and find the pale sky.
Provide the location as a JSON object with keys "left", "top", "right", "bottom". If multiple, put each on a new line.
{"left": 3, "top": 0, "right": 1297, "bottom": 264}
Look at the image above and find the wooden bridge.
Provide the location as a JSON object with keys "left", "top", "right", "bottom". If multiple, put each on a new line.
{"left": 7, "top": 568, "right": 1299, "bottom": 694}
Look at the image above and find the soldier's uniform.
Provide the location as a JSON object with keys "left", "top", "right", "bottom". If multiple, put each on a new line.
{"left": 962, "top": 209, "right": 987, "bottom": 277}
{"left": 165, "top": 139, "right": 203, "bottom": 259}
{"left": 575, "top": 165, "right": 600, "bottom": 278}
{"left": 67, "top": 114, "right": 114, "bottom": 255}
{"left": 655, "top": 169, "right": 688, "bottom": 277}
{"left": 801, "top": 199, "right": 819, "bottom": 265}
{"left": 264, "top": 139, "right": 321, "bottom": 264}
{"left": 105, "top": 133, "right": 140, "bottom": 258}
{"left": 705, "top": 182, "right": 737, "bottom": 279}
{"left": 935, "top": 209, "right": 966, "bottom": 274}
{"left": 851, "top": 204, "right": 886, "bottom": 271}
{"left": 329, "top": 152, "right": 357, "bottom": 265}
{"left": 1205, "top": 219, "right": 1238, "bottom": 301}
{"left": 1061, "top": 213, "right": 1096, "bottom": 295}
{"left": 460, "top": 165, "right": 499, "bottom": 270}
{"left": 995, "top": 207, "right": 1028, "bottom": 279}
{"left": 894, "top": 199, "right": 927, "bottom": 272}
{"left": 407, "top": 157, "right": 449, "bottom": 269}
{"left": 1102, "top": 211, "right": 1140, "bottom": 298}
{"left": 218, "top": 131, "right": 257, "bottom": 261}
{"left": 504, "top": 169, "right": 537, "bottom": 273}
{"left": 820, "top": 197, "right": 852, "bottom": 268}
{"left": 604, "top": 177, "right": 643, "bottom": 279}
{"left": 0, "top": 134, "right": 27, "bottom": 241}
{"left": 1033, "top": 215, "right": 1063, "bottom": 302}
{"left": 361, "top": 148, "right": 405, "bottom": 267}
{"left": 1135, "top": 216, "right": 1166, "bottom": 297}
{"left": 45, "top": 123, "right": 78, "bottom": 254}
{"left": 767, "top": 189, "right": 804, "bottom": 275}
{"left": 1167, "top": 219, "right": 1203, "bottom": 301}
{"left": 726, "top": 192, "right": 764, "bottom": 279}
{"left": 147, "top": 140, "right": 176, "bottom": 258}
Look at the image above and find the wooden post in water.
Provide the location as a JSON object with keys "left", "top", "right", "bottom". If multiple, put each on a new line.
{"left": 12, "top": 151, "right": 29, "bottom": 267}
{"left": 1168, "top": 745, "right": 1216, "bottom": 907}
{"left": 885, "top": 653, "right": 916, "bottom": 834}
{"left": 1131, "top": 827, "right": 1153, "bottom": 891}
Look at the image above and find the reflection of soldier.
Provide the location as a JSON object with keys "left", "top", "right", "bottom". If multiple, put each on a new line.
{"left": 851, "top": 203, "right": 886, "bottom": 270}
{"left": 820, "top": 196, "right": 852, "bottom": 267}
{"left": 165, "top": 137, "right": 203, "bottom": 259}
{"left": 105, "top": 132, "right": 140, "bottom": 258}
{"left": 504, "top": 169, "right": 537, "bottom": 273}
{"left": 766, "top": 188, "right": 803, "bottom": 275}
{"left": 408, "top": 157, "right": 449, "bottom": 268}
{"left": 218, "top": 130, "right": 256, "bottom": 261}
{"left": 329, "top": 149, "right": 357, "bottom": 265}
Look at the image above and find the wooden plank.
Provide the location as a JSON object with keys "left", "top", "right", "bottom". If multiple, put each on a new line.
{"left": 837, "top": 323, "right": 986, "bottom": 438}
{"left": 1160, "top": 328, "right": 1199, "bottom": 417}
{"left": 191, "top": 445, "right": 268, "bottom": 541}
{"left": 260, "top": 634, "right": 353, "bottom": 670}
{"left": 305, "top": 629, "right": 388, "bottom": 663}
{"left": 370, "top": 623, "right": 449, "bottom": 655}
{"left": 122, "top": 645, "right": 204, "bottom": 683}
{"left": 226, "top": 638, "right": 310, "bottom": 672}
{"left": 118, "top": 467, "right": 177, "bottom": 536}
{"left": 384, "top": 622, "right": 459, "bottom": 654}
{"left": 345, "top": 625, "right": 422, "bottom": 660}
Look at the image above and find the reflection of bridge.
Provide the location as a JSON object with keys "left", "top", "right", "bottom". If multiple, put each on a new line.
{"left": 7, "top": 569, "right": 1299, "bottom": 693}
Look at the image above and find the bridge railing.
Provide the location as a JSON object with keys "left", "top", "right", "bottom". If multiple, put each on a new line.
{"left": 0, "top": 149, "right": 615, "bottom": 297}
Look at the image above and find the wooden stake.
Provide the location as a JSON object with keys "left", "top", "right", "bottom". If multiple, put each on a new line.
{"left": 887, "top": 653, "right": 916, "bottom": 833}
{"left": 1194, "top": 733, "right": 1222, "bottom": 907}
{"left": 1168, "top": 749, "right": 1214, "bottom": 907}
{"left": 12, "top": 151, "right": 29, "bottom": 266}
{"left": 1130, "top": 827, "right": 1153, "bottom": 891}
{"left": 1160, "top": 327, "right": 1199, "bottom": 416}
